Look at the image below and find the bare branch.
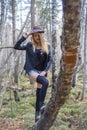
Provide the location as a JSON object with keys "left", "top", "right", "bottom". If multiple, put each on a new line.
{"left": 0, "top": 46, "right": 14, "bottom": 49}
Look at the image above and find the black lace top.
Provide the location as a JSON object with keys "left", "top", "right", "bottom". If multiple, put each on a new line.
{"left": 35, "top": 48, "right": 47, "bottom": 70}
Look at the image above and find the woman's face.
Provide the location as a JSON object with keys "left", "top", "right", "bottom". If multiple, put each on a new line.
{"left": 33, "top": 32, "right": 41, "bottom": 45}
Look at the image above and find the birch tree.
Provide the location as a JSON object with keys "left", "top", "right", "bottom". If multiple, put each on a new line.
{"left": 31, "top": 0, "right": 35, "bottom": 28}
{"left": 71, "top": 0, "right": 86, "bottom": 87}
{"left": 0, "top": 0, "right": 6, "bottom": 45}
{"left": 81, "top": 7, "right": 87, "bottom": 100}
{"left": 11, "top": 0, "right": 19, "bottom": 84}
{"left": 51, "top": 0, "right": 59, "bottom": 92}
{"left": 0, "top": 0, "right": 9, "bottom": 110}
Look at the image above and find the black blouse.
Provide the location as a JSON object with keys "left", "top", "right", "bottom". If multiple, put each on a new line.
{"left": 35, "top": 49, "right": 47, "bottom": 70}
{"left": 14, "top": 36, "right": 52, "bottom": 73}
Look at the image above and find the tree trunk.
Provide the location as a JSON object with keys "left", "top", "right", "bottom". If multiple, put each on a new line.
{"left": 12, "top": 0, "right": 19, "bottom": 84}
{"left": 12, "top": 0, "right": 16, "bottom": 45}
{"left": 0, "top": 0, "right": 8, "bottom": 110}
{"left": 0, "top": 0, "right": 6, "bottom": 45}
{"left": 31, "top": 0, "right": 35, "bottom": 28}
{"left": 51, "top": 0, "right": 58, "bottom": 92}
{"left": 71, "top": 0, "right": 86, "bottom": 88}
{"left": 29, "top": 0, "right": 81, "bottom": 130}
{"left": 81, "top": 7, "right": 87, "bottom": 100}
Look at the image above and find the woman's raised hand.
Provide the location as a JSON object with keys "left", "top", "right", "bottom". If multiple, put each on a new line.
{"left": 23, "top": 32, "right": 30, "bottom": 38}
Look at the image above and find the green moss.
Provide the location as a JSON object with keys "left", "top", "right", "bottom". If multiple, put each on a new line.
{"left": 0, "top": 72, "right": 87, "bottom": 129}
{"left": 58, "top": 125, "right": 69, "bottom": 130}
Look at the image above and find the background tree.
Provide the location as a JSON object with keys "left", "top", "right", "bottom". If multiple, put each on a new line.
{"left": 51, "top": 0, "right": 59, "bottom": 93}
{"left": 31, "top": 0, "right": 35, "bottom": 28}
{"left": 71, "top": 0, "right": 86, "bottom": 88}
{"left": 0, "top": 0, "right": 6, "bottom": 45}
{"left": 81, "top": 7, "right": 87, "bottom": 100}
{"left": 12, "top": 0, "right": 19, "bottom": 84}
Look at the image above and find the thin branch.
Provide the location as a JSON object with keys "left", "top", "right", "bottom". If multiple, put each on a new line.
{"left": 17, "top": 9, "right": 30, "bottom": 40}
{"left": 0, "top": 46, "right": 14, "bottom": 49}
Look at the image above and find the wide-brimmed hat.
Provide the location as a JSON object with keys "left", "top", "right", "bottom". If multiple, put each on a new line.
{"left": 30, "top": 26, "right": 44, "bottom": 35}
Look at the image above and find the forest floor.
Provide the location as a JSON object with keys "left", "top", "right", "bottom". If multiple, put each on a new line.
{"left": 0, "top": 72, "right": 87, "bottom": 130}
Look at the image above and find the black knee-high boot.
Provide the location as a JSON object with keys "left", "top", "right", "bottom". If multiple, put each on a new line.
{"left": 35, "top": 88, "right": 41, "bottom": 122}
{"left": 36, "top": 75, "right": 49, "bottom": 107}
{"left": 36, "top": 88, "right": 41, "bottom": 112}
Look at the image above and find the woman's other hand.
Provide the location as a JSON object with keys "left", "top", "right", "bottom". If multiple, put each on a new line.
{"left": 40, "top": 71, "right": 46, "bottom": 76}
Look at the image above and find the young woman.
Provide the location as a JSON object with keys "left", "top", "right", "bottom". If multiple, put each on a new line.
{"left": 14, "top": 26, "right": 52, "bottom": 122}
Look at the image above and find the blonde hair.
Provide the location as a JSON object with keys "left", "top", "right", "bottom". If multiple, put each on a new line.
{"left": 31, "top": 33, "right": 49, "bottom": 54}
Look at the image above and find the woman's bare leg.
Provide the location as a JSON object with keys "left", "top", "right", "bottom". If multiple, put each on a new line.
{"left": 29, "top": 71, "right": 42, "bottom": 88}
{"left": 28, "top": 70, "right": 42, "bottom": 121}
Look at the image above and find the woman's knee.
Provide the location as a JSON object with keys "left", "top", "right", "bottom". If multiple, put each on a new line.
{"left": 28, "top": 70, "right": 40, "bottom": 81}
{"left": 36, "top": 75, "right": 49, "bottom": 87}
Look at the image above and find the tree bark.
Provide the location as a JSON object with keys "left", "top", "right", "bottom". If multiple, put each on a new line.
{"left": 12, "top": 0, "right": 19, "bottom": 84}
{"left": 0, "top": 0, "right": 6, "bottom": 45}
{"left": 12, "top": 0, "right": 16, "bottom": 45}
{"left": 31, "top": 0, "right": 35, "bottom": 28}
{"left": 81, "top": 7, "right": 87, "bottom": 100}
{"left": 51, "top": 0, "right": 58, "bottom": 92}
{"left": 29, "top": 0, "right": 81, "bottom": 130}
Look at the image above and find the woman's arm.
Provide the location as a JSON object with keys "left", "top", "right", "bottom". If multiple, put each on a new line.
{"left": 40, "top": 46, "right": 52, "bottom": 76}
{"left": 44, "top": 45, "right": 52, "bottom": 72}
{"left": 14, "top": 33, "right": 30, "bottom": 50}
